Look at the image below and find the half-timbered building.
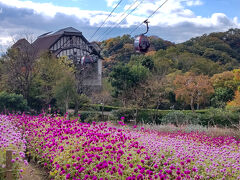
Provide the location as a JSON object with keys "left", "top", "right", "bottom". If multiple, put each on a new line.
{"left": 14, "top": 27, "right": 102, "bottom": 93}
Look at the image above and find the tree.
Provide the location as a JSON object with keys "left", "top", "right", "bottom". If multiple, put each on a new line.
{"left": 211, "top": 71, "right": 236, "bottom": 89}
{"left": 211, "top": 87, "right": 234, "bottom": 108}
{"left": 109, "top": 63, "right": 149, "bottom": 107}
{"left": 1, "top": 41, "right": 36, "bottom": 101}
{"left": 54, "top": 72, "right": 77, "bottom": 114}
{"left": 227, "top": 91, "right": 240, "bottom": 109}
{"left": 148, "top": 36, "right": 174, "bottom": 51}
{"left": 101, "top": 34, "right": 134, "bottom": 61}
{"left": 182, "top": 29, "right": 240, "bottom": 63}
{"left": 29, "top": 53, "right": 74, "bottom": 110}
{"left": 210, "top": 71, "right": 237, "bottom": 108}
{"left": 226, "top": 69, "right": 240, "bottom": 111}
{"left": 174, "top": 73, "right": 214, "bottom": 111}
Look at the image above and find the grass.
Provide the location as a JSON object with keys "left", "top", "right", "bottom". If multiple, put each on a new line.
{"left": 139, "top": 124, "right": 240, "bottom": 140}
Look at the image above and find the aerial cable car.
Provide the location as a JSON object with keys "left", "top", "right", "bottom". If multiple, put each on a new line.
{"left": 81, "top": 55, "right": 94, "bottom": 65}
{"left": 134, "top": 20, "right": 150, "bottom": 53}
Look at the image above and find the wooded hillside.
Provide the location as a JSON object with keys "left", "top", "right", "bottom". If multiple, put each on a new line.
{"left": 100, "top": 28, "right": 240, "bottom": 111}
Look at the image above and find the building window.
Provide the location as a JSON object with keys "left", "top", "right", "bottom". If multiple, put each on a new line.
{"left": 70, "top": 37, "right": 73, "bottom": 46}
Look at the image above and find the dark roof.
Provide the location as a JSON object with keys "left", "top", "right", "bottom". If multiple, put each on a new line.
{"left": 32, "top": 34, "right": 62, "bottom": 56}
{"left": 12, "top": 38, "right": 31, "bottom": 49}
{"left": 53, "top": 27, "right": 81, "bottom": 35}
{"left": 13, "top": 27, "right": 102, "bottom": 59}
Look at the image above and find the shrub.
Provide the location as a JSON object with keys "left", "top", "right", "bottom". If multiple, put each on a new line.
{"left": 82, "top": 104, "right": 119, "bottom": 111}
{"left": 79, "top": 111, "right": 101, "bottom": 123}
{"left": 112, "top": 108, "right": 170, "bottom": 124}
{"left": 112, "top": 108, "right": 135, "bottom": 122}
{"left": 0, "top": 91, "right": 29, "bottom": 113}
{"left": 161, "top": 111, "right": 200, "bottom": 126}
{"left": 136, "top": 110, "right": 164, "bottom": 124}
{"left": 199, "top": 108, "right": 240, "bottom": 127}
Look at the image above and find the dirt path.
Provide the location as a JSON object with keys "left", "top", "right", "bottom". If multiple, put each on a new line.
{"left": 20, "top": 161, "right": 49, "bottom": 180}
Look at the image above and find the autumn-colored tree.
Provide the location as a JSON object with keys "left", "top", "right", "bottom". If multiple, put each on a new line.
{"left": 174, "top": 73, "right": 214, "bottom": 111}
{"left": 1, "top": 42, "right": 36, "bottom": 100}
{"left": 225, "top": 69, "right": 240, "bottom": 110}
{"left": 211, "top": 71, "right": 236, "bottom": 89}
{"left": 210, "top": 71, "right": 237, "bottom": 107}
{"left": 227, "top": 90, "right": 240, "bottom": 107}
{"left": 226, "top": 90, "right": 240, "bottom": 131}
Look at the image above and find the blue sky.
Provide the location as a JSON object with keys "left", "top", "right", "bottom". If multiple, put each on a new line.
{"left": 189, "top": 0, "right": 239, "bottom": 19}
{"left": 0, "top": 0, "right": 239, "bottom": 52}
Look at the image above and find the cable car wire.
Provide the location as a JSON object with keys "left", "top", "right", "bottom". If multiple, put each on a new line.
{"left": 97, "top": 0, "right": 143, "bottom": 41}
{"left": 96, "top": 0, "right": 139, "bottom": 41}
{"left": 102, "top": 0, "right": 169, "bottom": 54}
{"left": 129, "top": 0, "right": 169, "bottom": 35}
{"left": 89, "top": 0, "right": 124, "bottom": 41}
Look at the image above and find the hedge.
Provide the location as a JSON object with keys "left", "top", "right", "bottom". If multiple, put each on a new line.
{"left": 112, "top": 108, "right": 239, "bottom": 127}
{"left": 82, "top": 104, "right": 120, "bottom": 111}
{"left": 83, "top": 104, "right": 209, "bottom": 113}
{"left": 81, "top": 104, "right": 239, "bottom": 127}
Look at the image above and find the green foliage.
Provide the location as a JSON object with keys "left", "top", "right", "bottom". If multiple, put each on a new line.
{"left": 130, "top": 64, "right": 150, "bottom": 82}
{"left": 0, "top": 91, "right": 29, "bottom": 112}
{"left": 161, "top": 111, "right": 200, "bottom": 126}
{"left": 54, "top": 72, "right": 77, "bottom": 113}
{"left": 69, "top": 94, "right": 90, "bottom": 109}
{"left": 110, "top": 106, "right": 239, "bottom": 127}
{"left": 83, "top": 104, "right": 119, "bottom": 111}
{"left": 101, "top": 35, "right": 135, "bottom": 62}
{"left": 33, "top": 54, "right": 70, "bottom": 105}
{"left": 112, "top": 108, "right": 171, "bottom": 124}
{"left": 136, "top": 110, "right": 164, "bottom": 124}
{"left": 148, "top": 36, "right": 174, "bottom": 51}
{"left": 182, "top": 30, "right": 240, "bottom": 68}
{"left": 77, "top": 94, "right": 90, "bottom": 108}
{"left": 109, "top": 63, "right": 149, "bottom": 97}
{"left": 200, "top": 108, "right": 240, "bottom": 127}
{"left": 79, "top": 111, "right": 101, "bottom": 123}
{"left": 221, "top": 29, "right": 240, "bottom": 56}
{"left": 142, "top": 57, "right": 154, "bottom": 70}
{"left": 129, "top": 55, "right": 154, "bottom": 71}
{"left": 109, "top": 64, "right": 132, "bottom": 97}
{"left": 211, "top": 87, "right": 234, "bottom": 108}
{"left": 112, "top": 108, "right": 135, "bottom": 122}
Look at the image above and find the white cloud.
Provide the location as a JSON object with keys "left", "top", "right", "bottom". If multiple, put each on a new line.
{"left": 0, "top": 36, "right": 13, "bottom": 53}
{"left": 105, "top": 0, "right": 119, "bottom": 7}
{"left": 186, "top": 0, "right": 203, "bottom": 6}
{"left": 127, "top": 0, "right": 239, "bottom": 28}
{"left": 233, "top": 17, "right": 239, "bottom": 27}
{"left": 0, "top": 36, "right": 12, "bottom": 45}
{"left": 0, "top": 0, "right": 107, "bottom": 19}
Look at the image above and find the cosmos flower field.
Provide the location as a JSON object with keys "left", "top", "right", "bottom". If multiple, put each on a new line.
{"left": 1, "top": 114, "right": 240, "bottom": 180}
